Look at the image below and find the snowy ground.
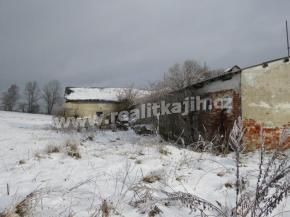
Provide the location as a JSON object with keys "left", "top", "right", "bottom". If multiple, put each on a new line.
{"left": 0, "top": 111, "right": 289, "bottom": 217}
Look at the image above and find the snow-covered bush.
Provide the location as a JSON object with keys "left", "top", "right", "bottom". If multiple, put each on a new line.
{"left": 129, "top": 117, "right": 290, "bottom": 217}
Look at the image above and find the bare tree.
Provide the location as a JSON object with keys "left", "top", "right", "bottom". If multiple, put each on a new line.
{"left": 42, "top": 80, "right": 62, "bottom": 114}
{"left": 117, "top": 84, "right": 139, "bottom": 110}
{"left": 165, "top": 63, "right": 184, "bottom": 91}
{"left": 151, "top": 59, "right": 216, "bottom": 93}
{"left": 18, "top": 102, "right": 27, "bottom": 113}
{"left": 182, "top": 60, "right": 210, "bottom": 85}
{"left": 1, "top": 84, "right": 19, "bottom": 111}
{"left": 24, "top": 81, "right": 40, "bottom": 113}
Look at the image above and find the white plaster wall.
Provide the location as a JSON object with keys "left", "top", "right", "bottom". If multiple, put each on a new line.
{"left": 241, "top": 59, "right": 290, "bottom": 127}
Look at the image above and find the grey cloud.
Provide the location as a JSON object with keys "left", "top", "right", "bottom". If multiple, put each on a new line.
{"left": 0, "top": 0, "right": 289, "bottom": 90}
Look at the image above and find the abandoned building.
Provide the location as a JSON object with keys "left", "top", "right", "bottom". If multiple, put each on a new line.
{"left": 63, "top": 57, "right": 290, "bottom": 150}
{"left": 64, "top": 87, "right": 148, "bottom": 118}
{"left": 135, "top": 57, "right": 290, "bottom": 150}
{"left": 64, "top": 87, "right": 121, "bottom": 118}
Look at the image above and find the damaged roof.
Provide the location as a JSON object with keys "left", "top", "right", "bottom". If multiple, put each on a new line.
{"left": 182, "top": 65, "right": 241, "bottom": 90}
{"left": 65, "top": 87, "right": 150, "bottom": 102}
{"left": 184, "top": 56, "right": 290, "bottom": 90}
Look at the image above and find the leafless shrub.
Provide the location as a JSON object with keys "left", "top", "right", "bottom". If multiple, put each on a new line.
{"left": 130, "top": 183, "right": 156, "bottom": 214}
{"left": 98, "top": 161, "right": 139, "bottom": 216}
{"left": 0, "top": 191, "right": 40, "bottom": 217}
{"left": 130, "top": 117, "right": 289, "bottom": 217}
{"left": 237, "top": 138, "right": 290, "bottom": 217}
{"left": 176, "top": 150, "right": 203, "bottom": 172}
{"left": 163, "top": 191, "right": 227, "bottom": 216}
{"left": 91, "top": 162, "right": 138, "bottom": 217}
{"left": 228, "top": 117, "right": 246, "bottom": 214}
{"left": 130, "top": 185, "right": 226, "bottom": 217}
{"left": 188, "top": 127, "right": 229, "bottom": 155}
{"left": 66, "top": 141, "right": 81, "bottom": 159}
{"left": 188, "top": 134, "right": 207, "bottom": 151}
{"left": 100, "top": 200, "right": 110, "bottom": 217}
{"left": 91, "top": 199, "right": 114, "bottom": 217}
{"left": 148, "top": 205, "right": 163, "bottom": 217}
{"left": 230, "top": 119, "right": 290, "bottom": 217}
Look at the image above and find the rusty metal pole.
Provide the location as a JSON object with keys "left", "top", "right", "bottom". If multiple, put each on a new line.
{"left": 286, "top": 20, "right": 290, "bottom": 57}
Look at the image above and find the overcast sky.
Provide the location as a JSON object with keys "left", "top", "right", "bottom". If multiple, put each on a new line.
{"left": 0, "top": 0, "right": 289, "bottom": 90}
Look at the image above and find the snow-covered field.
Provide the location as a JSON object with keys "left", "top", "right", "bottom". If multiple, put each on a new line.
{"left": 0, "top": 111, "right": 289, "bottom": 217}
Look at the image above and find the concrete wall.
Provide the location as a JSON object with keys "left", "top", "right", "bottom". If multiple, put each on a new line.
{"left": 64, "top": 101, "right": 119, "bottom": 117}
{"left": 241, "top": 58, "right": 290, "bottom": 149}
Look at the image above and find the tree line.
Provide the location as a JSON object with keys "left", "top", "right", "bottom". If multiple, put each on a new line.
{"left": 1, "top": 80, "right": 62, "bottom": 115}
{"left": 0, "top": 59, "right": 223, "bottom": 115}
{"left": 149, "top": 59, "right": 223, "bottom": 98}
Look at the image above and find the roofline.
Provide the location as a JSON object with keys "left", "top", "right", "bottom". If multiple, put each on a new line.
{"left": 176, "top": 67, "right": 241, "bottom": 93}
{"left": 65, "top": 86, "right": 149, "bottom": 91}
{"left": 242, "top": 56, "right": 289, "bottom": 70}
{"left": 65, "top": 86, "right": 124, "bottom": 89}
{"left": 65, "top": 99, "right": 120, "bottom": 103}
{"left": 173, "top": 56, "right": 289, "bottom": 93}
{"left": 64, "top": 56, "right": 290, "bottom": 96}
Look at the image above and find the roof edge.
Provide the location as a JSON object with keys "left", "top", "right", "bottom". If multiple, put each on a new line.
{"left": 242, "top": 56, "right": 289, "bottom": 71}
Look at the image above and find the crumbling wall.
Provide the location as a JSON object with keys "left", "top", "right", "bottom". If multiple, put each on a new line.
{"left": 241, "top": 58, "right": 290, "bottom": 149}
{"left": 64, "top": 101, "right": 119, "bottom": 117}
{"left": 137, "top": 73, "right": 241, "bottom": 146}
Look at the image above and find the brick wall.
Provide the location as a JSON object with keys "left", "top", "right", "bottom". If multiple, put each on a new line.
{"left": 243, "top": 119, "right": 290, "bottom": 150}
{"left": 241, "top": 58, "right": 290, "bottom": 150}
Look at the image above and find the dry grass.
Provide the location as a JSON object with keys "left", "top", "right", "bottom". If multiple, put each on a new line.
{"left": 142, "top": 175, "right": 161, "bottom": 184}
{"left": 0, "top": 210, "right": 19, "bottom": 217}
{"left": 45, "top": 144, "right": 61, "bottom": 154}
{"left": 100, "top": 200, "right": 110, "bottom": 217}
{"left": 91, "top": 199, "right": 115, "bottom": 217}
{"left": 148, "top": 206, "right": 162, "bottom": 217}
{"left": 175, "top": 176, "right": 184, "bottom": 182}
{"left": 66, "top": 142, "right": 81, "bottom": 159}
{"left": 158, "top": 146, "right": 171, "bottom": 156}
{"left": 0, "top": 191, "right": 40, "bottom": 217}
{"left": 42, "top": 140, "right": 81, "bottom": 159}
